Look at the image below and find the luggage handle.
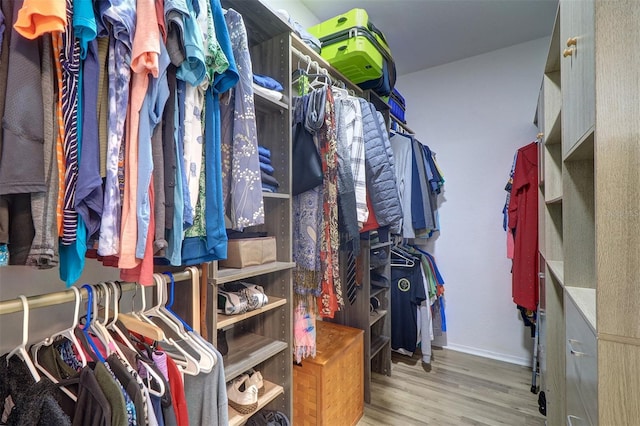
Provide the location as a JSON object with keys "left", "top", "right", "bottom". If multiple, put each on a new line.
{"left": 367, "top": 21, "right": 388, "bottom": 45}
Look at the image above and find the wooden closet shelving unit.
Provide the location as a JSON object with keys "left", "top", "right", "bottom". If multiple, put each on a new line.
{"left": 208, "top": 2, "right": 294, "bottom": 424}
{"left": 537, "top": 1, "right": 640, "bottom": 424}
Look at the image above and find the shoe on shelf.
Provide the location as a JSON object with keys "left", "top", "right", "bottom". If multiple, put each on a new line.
{"left": 227, "top": 375, "right": 259, "bottom": 414}
{"left": 246, "top": 369, "right": 265, "bottom": 396}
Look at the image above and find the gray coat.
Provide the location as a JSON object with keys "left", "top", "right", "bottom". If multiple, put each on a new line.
{"left": 358, "top": 99, "right": 403, "bottom": 234}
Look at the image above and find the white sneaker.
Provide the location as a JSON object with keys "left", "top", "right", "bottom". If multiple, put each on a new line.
{"left": 246, "top": 369, "right": 265, "bottom": 396}
{"left": 227, "top": 375, "right": 258, "bottom": 414}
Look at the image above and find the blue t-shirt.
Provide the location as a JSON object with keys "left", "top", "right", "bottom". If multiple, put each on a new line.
{"left": 176, "top": 2, "right": 206, "bottom": 85}
{"left": 391, "top": 261, "right": 427, "bottom": 353}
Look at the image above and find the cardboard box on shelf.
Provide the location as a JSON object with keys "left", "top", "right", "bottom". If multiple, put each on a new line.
{"left": 219, "top": 237, "right": 277, "bottom": 268}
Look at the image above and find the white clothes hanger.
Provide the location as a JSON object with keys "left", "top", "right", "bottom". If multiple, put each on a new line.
{"left": 93, "top": 282, "right": 165, "bottom": 397}
{"left": 7, "top": 295, "right": 41, "bottom": 382}
{"left": 131, "top": 281, "right": 200, "bottom": 376}
{"left": 31, "top": 287, "right": 86, "bottom": 402}
{"left": 156, "top": 270, "right": 216, "bottom": 371}
{"left": 390, "top": 247, "right": 416, "bottom": 267}
{"left": 31, "top": 286, "right": 88, "bottom": 370}
{"left": 148, "top": 274, "right": 214, "bottom": 373}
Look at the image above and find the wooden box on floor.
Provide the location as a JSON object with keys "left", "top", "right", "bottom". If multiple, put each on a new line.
{"left": 293, "top": 321, "right": 364, "bottom": 426}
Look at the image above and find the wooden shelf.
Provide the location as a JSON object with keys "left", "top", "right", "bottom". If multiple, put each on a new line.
{"left": 370, "top": 286, "right": 387, "bottom": 299}
{"left": 371, "top": 241, "right": 392, "bottom": 250}
{"left": 228, "top": 380, "right": 285, "bottom": 426}
{"left": 254, "top": 89, "right": 289, "bottom": 112}
{"left": 224, "top": 332, "right": 288, "bottom": 382}
{"left": 213, "top": 261, "right": 296, "bottom": 285}
{"left": 261, "top": 192, "right": 290, "bottom": 199}
{"left": 369, "top": 309, "right": 387, "bottom": 327}
{"left": 565, "top": 286, "right": 596, "bottom": 331}
{"left": 543, "top": 71, "right": 562, "bottom": 146}
{"left": 564, "top": 130, "right": 595, "bottom": 162}
{"left": 544, "top": 5, "right": 561, "bottom": 73}
{"left": 370, "top": 335, "right": 391, "bottom": 360}
{"left": 391, "top": 115, "right": 414, "bottom": 134}
{"left": 547, "top": 260, "right": 564, "bottom": 286}
{"left": 545, "top": 195, "right": 563, "bottom": 205}
{"left": 217, "top": 297, "right": 287, "bottom": 329}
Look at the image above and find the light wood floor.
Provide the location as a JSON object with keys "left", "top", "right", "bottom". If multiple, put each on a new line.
{"left": 358, "top": 348, "right": 546, "bottom": 426}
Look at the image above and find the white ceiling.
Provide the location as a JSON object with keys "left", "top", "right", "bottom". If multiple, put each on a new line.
{"left": 300, "top": 0, "right": 558, "bottom": 76}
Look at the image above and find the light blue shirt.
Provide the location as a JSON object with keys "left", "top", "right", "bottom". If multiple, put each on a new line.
{"left": 136, "top": 41, "right": 171, "bottom": 257}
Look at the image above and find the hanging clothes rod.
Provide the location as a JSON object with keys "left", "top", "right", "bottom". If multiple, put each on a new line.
{"left": 0, "top": 268, "right": 200, "bottom": 316}
{"left": 291, "top": 45, "right": 327, "bottom": 74}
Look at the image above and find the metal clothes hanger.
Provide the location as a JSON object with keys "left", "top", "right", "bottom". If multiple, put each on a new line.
{"left": 6, "top": 295, "right": 41, "bottom": 382}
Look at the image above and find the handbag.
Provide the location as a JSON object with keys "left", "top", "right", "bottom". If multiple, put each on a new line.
{"left": 292, "top": 121, "right": 323, "bottom": 195}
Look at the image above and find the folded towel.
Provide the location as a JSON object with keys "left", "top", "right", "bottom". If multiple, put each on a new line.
{"left": 253, "top": 83, "right": 284, "bottom": 103}
{"left": 262, "top": 183, "right": 278, "bottom": 193}
{"left": 259, "top": 154, "right": 271, "bottom": 165}
{"left": 261, "top": 170, "right": 280, "bottom": 187}
{"left": 260, "top": 162, "right": 275, "bottom": 175}
{"left": 253, "top": 73, "right": 284, "bottom": 91}
{"left": 258, "top": 145, "right": 271, "bottom": 159}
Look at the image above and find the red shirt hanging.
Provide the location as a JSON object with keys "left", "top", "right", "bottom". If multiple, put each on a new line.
{"left": 508, "top": 142, "right": 539, "bottom": 311}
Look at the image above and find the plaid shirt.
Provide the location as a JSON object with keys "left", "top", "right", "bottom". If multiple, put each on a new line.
{"left": 340, "top": 96, "right": 368, "bottom": 226}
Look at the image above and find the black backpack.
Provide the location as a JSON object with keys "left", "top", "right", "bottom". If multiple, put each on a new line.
{"left": 245, "top": 410, "right": 290, "bottom": 426}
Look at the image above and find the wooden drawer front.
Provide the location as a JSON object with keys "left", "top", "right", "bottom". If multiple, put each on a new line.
{"left": 565, "top": 296, "right": 598, "bottom": 424}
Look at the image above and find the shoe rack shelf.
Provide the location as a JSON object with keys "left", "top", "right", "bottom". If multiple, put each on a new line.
{"left": 229, "top": 380, "right": 285, "bottom": 426}
{"left": 217, "top": 297, "right": 287, "bottom": 329}
{"left": 224, "top": 332, "right": 289, "bottom": 386}
{"left": 329, "top": 232, "right": 393, "bottom": 404}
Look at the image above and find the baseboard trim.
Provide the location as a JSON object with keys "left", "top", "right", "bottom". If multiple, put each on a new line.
{"left": 444, "top": 343, "right": 532, "bottom": 367}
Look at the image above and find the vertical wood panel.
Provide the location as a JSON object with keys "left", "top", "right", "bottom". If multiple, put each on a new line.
{"left": 595, "top": 0, "right": 640, "bottom": 339}
{"left": 599, "top": 340, "right": 640, "bottom": 424}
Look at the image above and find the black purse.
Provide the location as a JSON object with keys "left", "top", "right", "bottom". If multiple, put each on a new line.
{"left": 292, "top": 121, "right": 323, "bottom": 195}
{"left": 291, "top": 94, "right": 323, "bottom": 196}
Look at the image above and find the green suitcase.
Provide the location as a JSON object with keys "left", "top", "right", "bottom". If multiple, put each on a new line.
{"left": 307, "top": 8, "right": 395, "bottom": 95}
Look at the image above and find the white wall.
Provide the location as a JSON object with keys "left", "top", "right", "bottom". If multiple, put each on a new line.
{"left": 397, "top": 37, "right": 549, "bottom": 365}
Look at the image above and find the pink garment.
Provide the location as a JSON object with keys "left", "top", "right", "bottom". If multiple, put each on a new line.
{"left": 120, "top": 180, "right": 155, "bottom": 285}
{"left": 506, "top": 229, "right": 515, "bottom": 259}
{"left": 293, "top": 300, "right": 316, "bottom": 363}
{"left": 119, "top": 0, "right": 160, "bottom": 269}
